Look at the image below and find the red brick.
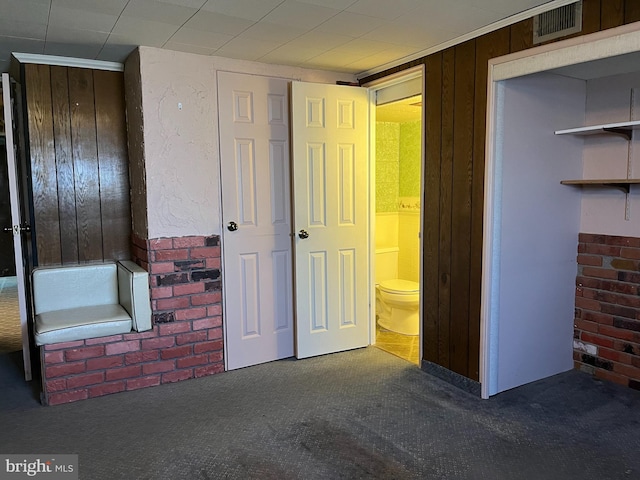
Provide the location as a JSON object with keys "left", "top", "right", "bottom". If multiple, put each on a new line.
{"left": 580, "top": 332, "right": 615, "bottom": 349}
{"left": 582, "top": 267, "right": 619, "bottom": 280}
{"left": 46, "top": 361, "right": 86, "bottom": 378}
{"left": 593, "top": 368, "right": 628, "bottom": 386}
{"left": 574, "top": 319, "right": 598, "bottom": 333}
{"left": 126, "top": 375, "right": 161, "bottom": 391}
{"left": 44, "top": 351, "right": 65, "bottom": 364}
{"left": 44, "top": 340, "right": 85, "bottom": 351}
{"left": 581, "top": 243, "right": 621, "bottom": 256}
{"left": 614, "top": 340, "right": 640, "bottom": 355}
{"left": 579, "top": 233, "right": 606, "bottom": 243}
{"left": 106, "top": 365, "right": 142, "bottom": 381}
{"left": 125, "top": 350, "right": 160, "bottom": 364}
{"left": 162, "top": 369, "right": 193, "bottom": 383}
{"left": 152, "top": 286, "right": 174, "bottom": 299}
{"left": 208, "top": 328, "right": 223, "bottom": 341}
{"left": 576, "top": 276, "right": 601, "bottom": 289}
{"left": 176, "top": 331, "right": 208, "bottom": 345}
{"left": 209, "top": 351, "right": 224, "bottom": 363}
{"left": 67, "top": 372, "right": 105, "bottom": 389}
{"left": 606, "top": 236, "right": 640, "bottom": 248}
{"left": 87, "top": 355, "right": 124, "bottom": 371}
{"left": 207, "top": 304, "right": 222, "bottom": 316}
{"left": 161, "top": 345, "right": 192, "bottom": 360}
{"left": 123, "top": 329, "right": 158, "bottom": 341}
{"left": 611, "top": 258, "right": 640, "bottom": 271}
{"left": 159, "top": 322, "right": 191, "bottom": 336}
{"left": 141, "top": 337, "right": 175, "bottom": 350}
{"left": 173, "top": 282, "right": 205, "bottom": 296}
{"left": 142, "top": 361, "right": 175, "bottom": 375}
{"left": 132, "top": 233, "right": 148, "bottom": 249}
{"left": 156, "top": 297, "right": 190, "bottom": 310}
{"left": 149, "top": 238, "right": 173, "bottom": 250}
{"left": 154, "top": 249, "right": 189, "bottom": 262}
{"left": 48, "top": 389, "right": 89, "bottom": 406}
{"left": 577, "top": 254, "right": 603, "bottom": 266}
{"left": 85, "top": 334, "right": 124, "bottom": 345}
{"left": 175, "top": 307, "right": 207, "bottom": 321}
{"left": 621, "top": 247, "right": 640, "bottom": 260}
{"left": 194, "top": 364, "right": 224, "bottom": 378}
{"left": 612, "top": 362, "right": 640, "bottom": 380}
{"left": 151, "top": 262, "right": 175, "bottom": 274}
{"left": 176, "top": 354, "right": 208, "bottom": 368}
{"left": 46, "top": 378, "right": 67, "bottom": 392}
{"left": 582, "top": 289, "right": 618, "bottom": 304}
{"left": 598, "top": 347, "right": 632, "bottom": 364}
{"left": 190, "top": 246, "right": 220, "bottom": 259}
{"left": 173, "top": 236, "right": 205, "bottom": 248}
{"left": 193, "top": 316, "right": 222, "bottom": 331}
{"left": 89, "top": 381, "right": 126, "bottom": 398}
{"left": 194, "top": 340, "right": 223, "bottom": 354}
{"left": 582, "top": 311, "right": 614, "bottom": 325}
{"left": 598, "top": 325, "right": 638, "bottom": 342}
{"left": 206, "top": 257, "right": 221, "bottom": 269}
{"left": 65, "top": 345, "right": 105, "bottom": 361}
{"left": 105, "top": 340, "right": 140, "bottom": 355}
{"left": 575, "top": 297, "right": 601, "bottom": 311}
{"left": 601, "top": 303, "right": 637, "bottom": 319}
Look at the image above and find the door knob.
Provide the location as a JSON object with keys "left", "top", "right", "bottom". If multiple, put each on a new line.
{"left": 3, "top": 227, "right": 12, "bottom": 233}
{"left": 298, "top": 229, "right": 309, "bottom": 239}
{"left": 19, "top": 223, "right": 30, "bottom": 233}
{"left": 227, "top": 221, "right": 238, "bottom": 232}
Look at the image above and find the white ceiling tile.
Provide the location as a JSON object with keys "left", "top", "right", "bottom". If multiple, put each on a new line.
{"left": 259, "top": 43, "right": 326, "bottom": 64}
{"left": 346, "top": 0, "right": 424, "bottom": 20}
{"left": 403, "top": 2, "right": 502, "bottom": 35}
{"left": 307, "top": 49, "right": 364, "bottom": 68}
{"left": 241, "top": 22, "right": 306, "bottom": 44}
{"left": 183, "top": 11, "right": 255, "bottom": 35}
{"left": 43, "top": 42, "right": 104, "bottom": 59}
{"left": 0, "top": 36, "right": 45, "bottom": 57}
{"left": 0, "top": 19, "right": 47, "bottom": 41}
{"left": 315, "top": 11, "right": 384, "bottom": 37}
{"left": 48, "top": 5, "right": 119, "bottom": 33}
{"left": 121, "top": 0, "right": 198, "bottom": 26}
{"left": 51, "top": 0, "right": 129, "bottom": 16}
{"left": 215, "top": 36, "right": 279, "bottom": 60}
{"left": 110, "top": 18, "right": 179, "bottom": 47}
{"left": 159, "top": 0, "right": 208, "bottom": 8}
{"left": 46, "top": 26, "right": 109, "bottom": 45}
{"left": 288, "top": 30, "right": 354, "bottom": 51}
{"left": 164, "top": 41, "right": 218, "bottom": 55}
{"left": 3, "top": 0, "right": 51, "bottom": 24}
{"left": 262, "top": 0, "right": 341, "bottom": 30}
{"left": 331, "top": 38, "right": 397, "bottom": 56}
{"left": 362, "top": 21, "right": 456, "bottom": 48}
{"left": 296, "top": 0, "right": 357, "bottom": 9}
{"left": 201, "top": 0, "right": 284, "bottom": 21}
{"left": 95, "top": 42, "right": 137, "bottom": 63}
{"left": 168, "top": 28, "right": 233, "bottom": 48}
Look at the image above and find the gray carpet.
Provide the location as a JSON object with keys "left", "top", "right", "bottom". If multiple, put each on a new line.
{"left": 1, "top": 347, "right": 639, "bottom": 480}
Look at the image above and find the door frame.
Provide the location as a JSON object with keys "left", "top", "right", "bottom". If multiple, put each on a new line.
{"left": 362, "top": 64, "right": 426, "bottom": 356}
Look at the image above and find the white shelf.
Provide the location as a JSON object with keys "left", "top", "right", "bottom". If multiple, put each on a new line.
{"left": 555, "top": 120, "right": 640, "bottom": 139}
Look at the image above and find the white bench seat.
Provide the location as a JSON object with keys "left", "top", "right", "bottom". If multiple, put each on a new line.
{"left": 33, "top": 261, "right": 152, "bottom": 346}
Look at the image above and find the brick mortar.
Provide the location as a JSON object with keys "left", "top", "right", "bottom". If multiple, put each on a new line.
{"left": 42, "top": 234, "right": 224, "bottom": 406}
{"left": 574, "top": 233, "right": 640, "bottom": 392}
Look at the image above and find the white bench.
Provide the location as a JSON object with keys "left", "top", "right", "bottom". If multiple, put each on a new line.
{"left": 33, "top": 261, "right": 152, "bottom": 346}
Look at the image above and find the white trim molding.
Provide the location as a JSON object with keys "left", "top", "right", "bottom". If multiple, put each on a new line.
{"left": 12, "top": 53, "right": 124, "bottom": 72}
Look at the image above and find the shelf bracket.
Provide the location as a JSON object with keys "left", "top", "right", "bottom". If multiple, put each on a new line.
{"left": 602, "top": 127, "right": 633, "bottom": 140}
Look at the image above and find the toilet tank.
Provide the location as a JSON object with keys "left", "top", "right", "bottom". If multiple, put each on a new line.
{"left": 375, "top": 247, "right": 399, "bottom": 284}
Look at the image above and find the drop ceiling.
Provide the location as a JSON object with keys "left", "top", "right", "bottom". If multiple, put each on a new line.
{"left": 0, "top": 0, "right": 572, "bottom": 77}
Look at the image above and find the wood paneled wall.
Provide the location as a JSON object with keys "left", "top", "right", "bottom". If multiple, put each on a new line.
{"left": 362, "top": 0, "right": 640, "bottom": 381}
{"left": 23, "top": 64, "right": 131, "bottom": 266}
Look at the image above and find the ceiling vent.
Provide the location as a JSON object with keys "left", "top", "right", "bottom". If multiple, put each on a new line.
{"left": 533, "top": 1, "right": 582, "bottom": 44}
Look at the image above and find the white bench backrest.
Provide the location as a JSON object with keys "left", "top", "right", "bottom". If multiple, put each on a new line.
{"left": 33, "top": 263, "right": 119, "bottom": 315}
{"left": 117, "top": 260, "right": 152, "bottom": 332}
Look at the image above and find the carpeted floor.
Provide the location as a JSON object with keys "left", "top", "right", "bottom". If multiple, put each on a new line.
{"left": 1, "top": 347, "right": 639, "bottom": 480}
{"left": 0, "top": 276, "right": 21, "bottom": 353}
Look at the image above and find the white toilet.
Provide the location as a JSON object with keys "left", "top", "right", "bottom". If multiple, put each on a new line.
{"left": 375, "top": 248, "right": 420, "bottom": 336}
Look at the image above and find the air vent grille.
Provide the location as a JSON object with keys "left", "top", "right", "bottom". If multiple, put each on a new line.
{"left": 533, "top": 1, "right": 582, "bottom": 44}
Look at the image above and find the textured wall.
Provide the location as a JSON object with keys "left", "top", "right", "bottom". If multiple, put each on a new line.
{"left": 399, "top": 120, "right": 421, "bottom": 199}
{"left": 375, "top": 121, "right": 400, "bottom": 213}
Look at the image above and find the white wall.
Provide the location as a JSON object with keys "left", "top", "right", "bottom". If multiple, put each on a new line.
{"left": 127, "top": 46, "right": 355, "bottom": 239}
{"left": 581, "top": 71, "right": 640, "bottom": 237}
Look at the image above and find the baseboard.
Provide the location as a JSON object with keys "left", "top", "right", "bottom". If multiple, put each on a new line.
{"left": 421, "top": 360, "right": 481, "bottom": 397}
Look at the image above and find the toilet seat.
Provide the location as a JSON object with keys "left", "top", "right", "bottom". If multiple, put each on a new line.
{"left": 379, "top": 279, "right": 419, "bottom": 295}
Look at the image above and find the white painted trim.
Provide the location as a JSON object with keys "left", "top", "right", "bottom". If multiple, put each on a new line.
{"left": 356, "top": 0, "right": 580, "bottom": 79}
{"left": 489, "top": 22, "right": 640, "bottom": 81}
{"left": 12, "top": 53, "right": 123, "bottom": 72}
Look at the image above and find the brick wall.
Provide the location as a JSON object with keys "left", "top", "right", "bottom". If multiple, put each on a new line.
{"left": 574, "top": 233, "right": 640, "bottom": 391}
{"left": 41, "top": 234, "right": 224, "bottom": 405}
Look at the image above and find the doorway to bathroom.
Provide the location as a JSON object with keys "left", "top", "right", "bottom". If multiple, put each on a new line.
{"left": 369, "top": 70, "right": 424, "bottom": 366}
